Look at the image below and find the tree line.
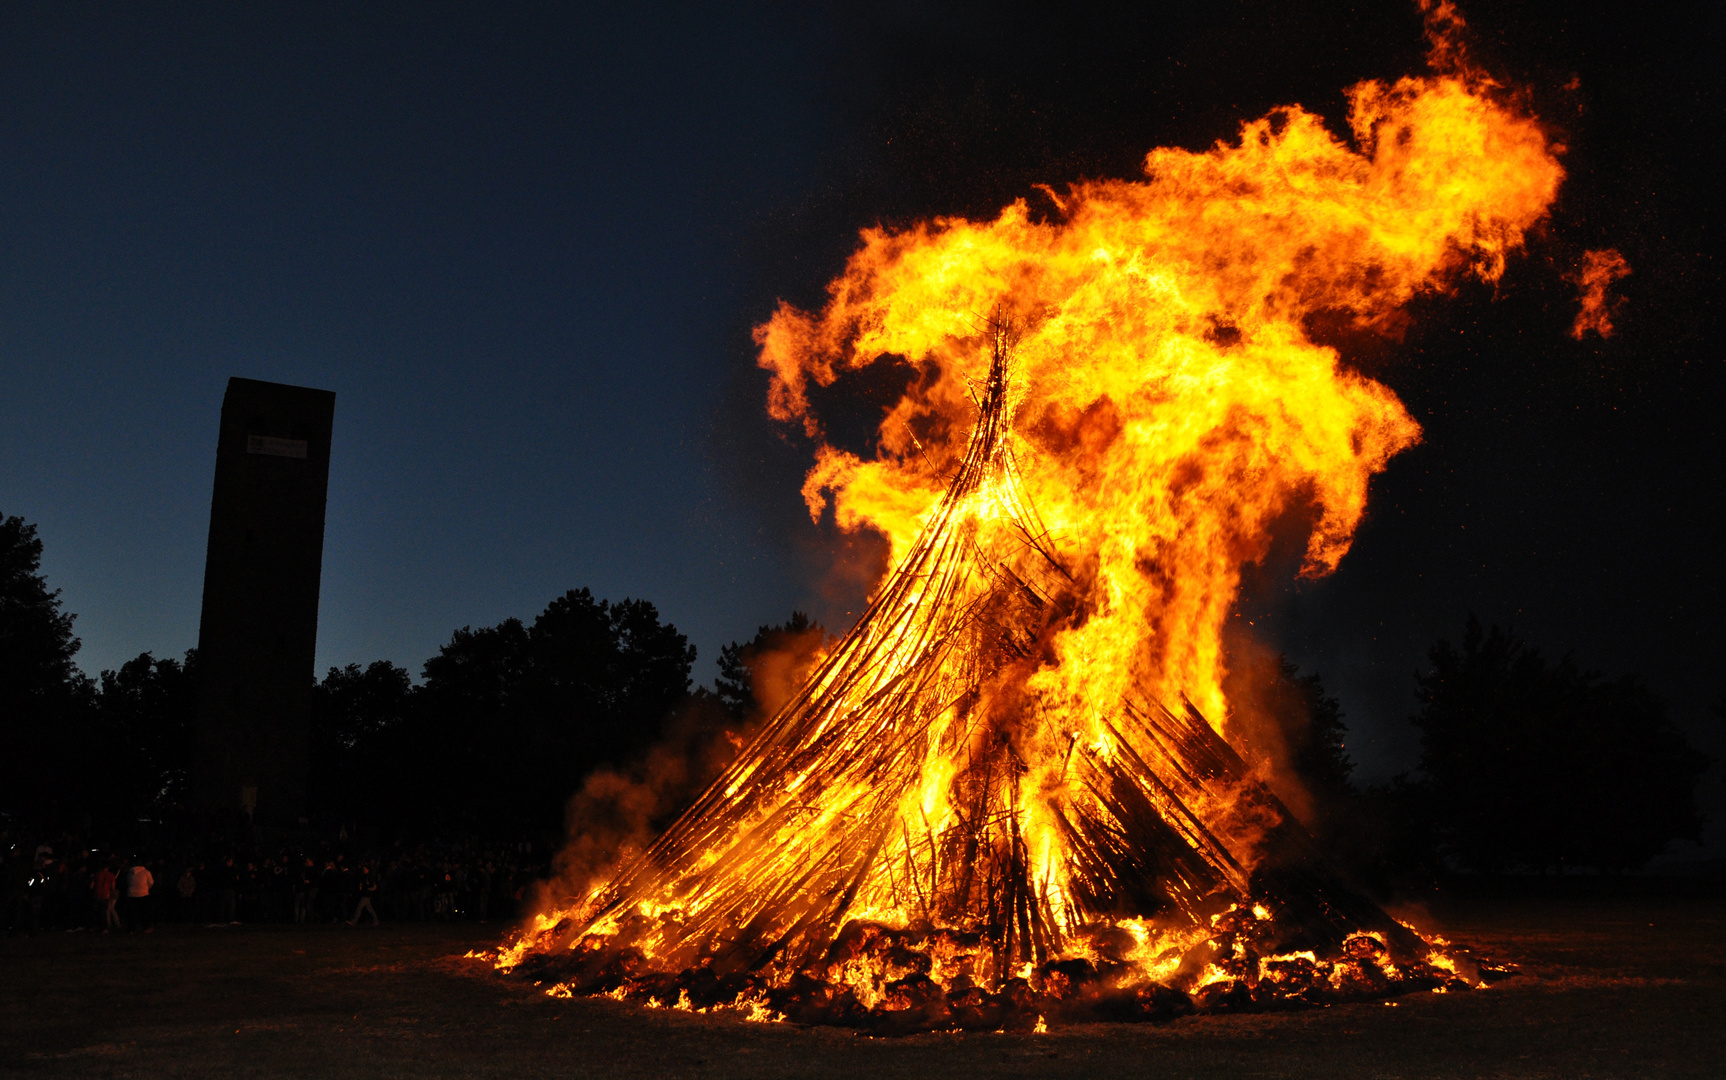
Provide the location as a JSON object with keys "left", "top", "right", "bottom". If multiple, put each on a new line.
{"left": 305, "top": 589, "right": 799, "bottom": 836}
{"left": 0, "top": 510, "right": 829, "bottom": 841}
{"left": 1246, "top": 619, "right": 1713, "bottom": 882}
{"left": 1, "top": 510, "right": 1713, "bottom": 874}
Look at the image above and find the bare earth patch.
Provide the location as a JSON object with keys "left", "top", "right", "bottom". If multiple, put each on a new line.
{"left": 3, "top": 885, "right": 1721, "bottom": 1079}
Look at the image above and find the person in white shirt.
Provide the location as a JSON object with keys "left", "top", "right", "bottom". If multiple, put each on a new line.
{"left": 125, "top": 862, "right": 155, "bottom": 930}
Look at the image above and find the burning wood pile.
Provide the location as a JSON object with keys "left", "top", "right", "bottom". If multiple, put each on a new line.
{"left": 491, "top": 4, "right": 1553, "bottom": 1032}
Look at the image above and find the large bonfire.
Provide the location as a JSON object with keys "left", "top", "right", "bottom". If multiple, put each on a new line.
{"left": 493, "top": 3, "right": 1565, "bottom": 1031}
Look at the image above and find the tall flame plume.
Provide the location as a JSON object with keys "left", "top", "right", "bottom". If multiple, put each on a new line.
{"left": 494, "top": 12, "right": 1563, "bottom": 1031}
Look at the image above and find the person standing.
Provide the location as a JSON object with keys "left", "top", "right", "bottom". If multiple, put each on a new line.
{"left": 66, "top": 852, "right": 94, "bottom": 931}
{"left": 316, "top": 859, "right": 340, "bottom": 922}
{"left": 475, "top": 859, "right": 493, "bottom": 924}
{"left": 293, "top": 857, "right": 315, "bottom": 924}
{"left": 176, "top": 866, "right": 197, "bottom": 923}
{"left": 238, "top": 861, "right": 261, "bottom": 922}
{"left": 24, "top": 858, "right": 54, "bottom": 935}
{"left": 210, "top": 857, "right": 237, "bottom": 924}
{"left": 330, "top": 857, "right": 356, "bottom": 924}
{"left": 93, "top": 862, "right": 119, "bottom": 932}
{"left": 348, "top": 865, "right": 379, "bottom": 926}
{"left": 266, "top": 856, "right": 290, "bottom": 922}
{"left": 124, "top": 860, "right": 154, "bottom": 931}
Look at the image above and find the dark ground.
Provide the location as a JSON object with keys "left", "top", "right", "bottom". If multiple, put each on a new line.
{"left": 3, "top": 882, "right": 1723, "bottom": 1079}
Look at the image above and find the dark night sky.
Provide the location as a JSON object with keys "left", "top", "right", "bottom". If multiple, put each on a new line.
{"left": 3, "top": 3, "right": 1720, "bottom": 845}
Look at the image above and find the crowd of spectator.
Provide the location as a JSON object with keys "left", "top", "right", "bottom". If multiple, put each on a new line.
{"left": 1, "top": 824, "right": 550, "bottom": 936}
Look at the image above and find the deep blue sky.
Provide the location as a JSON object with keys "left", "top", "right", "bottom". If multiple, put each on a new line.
{"left": 3, "top": 2, "right": 1721, "bottom": 828}
{"left": 1, "top": 2, "right": 855, "bottom": 686}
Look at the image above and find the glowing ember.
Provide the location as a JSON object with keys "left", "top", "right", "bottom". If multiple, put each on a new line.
{"left": 1570, "top": 248, "right": 1632, "bottom": 340}
{"left": 493, "top": 3, "right": 1547, "bottom": 1031}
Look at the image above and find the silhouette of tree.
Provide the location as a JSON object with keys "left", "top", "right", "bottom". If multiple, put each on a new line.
{"left": 313, "top": 660, "right": 415, "bottom": 751}
{"left": 0, "top": 513, "right": 95, "bottom": 819}
{"left": 1222, "top": 649, "right": 1354, "bottom": 838}
{"left": 1263, "top": 655, "right": 1354, "bottom": 804}
{"left": 517, "top": 589, "right": 696, "bottom": 766}
{"left": 0, "top": 514, "right": 82, "bottom": 694}
{"left": 715, "top": 611, "right": 830, "bottom": 722}
{"left": 93, "top": 650, "right": 197, "bottom": 817}
{"left": 1412, "top": 615, "right": 1707, "bottom": 873}
{"left": 310, "top": 660, "right": 415, "bottom": 823}
{"left": 407, "top": 589, "right": 696, "bottom": 833}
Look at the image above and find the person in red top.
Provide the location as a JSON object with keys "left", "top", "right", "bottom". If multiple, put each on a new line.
{"left": 93, "top": 863, "right": 120, "bottom": 931}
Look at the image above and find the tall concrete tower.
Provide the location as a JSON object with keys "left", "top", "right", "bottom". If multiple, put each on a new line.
{"left": 193, "top": 377, "right": 336, "bottom": 825}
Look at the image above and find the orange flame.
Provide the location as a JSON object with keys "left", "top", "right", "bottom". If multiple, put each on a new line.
{"left": 756, "top": 66, "right": 1562, "bottom": 730}
{"left": 497, "top": 8, "right": 1561, "bottom": 1029}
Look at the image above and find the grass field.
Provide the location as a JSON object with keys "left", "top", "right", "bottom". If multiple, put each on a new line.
{"left": 3, "top": 882, "right": 1722, "bottom": 1079}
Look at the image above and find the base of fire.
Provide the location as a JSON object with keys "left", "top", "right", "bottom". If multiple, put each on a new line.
{"left": 479, "top": 332, "right": 1513, "bottom": 1033}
